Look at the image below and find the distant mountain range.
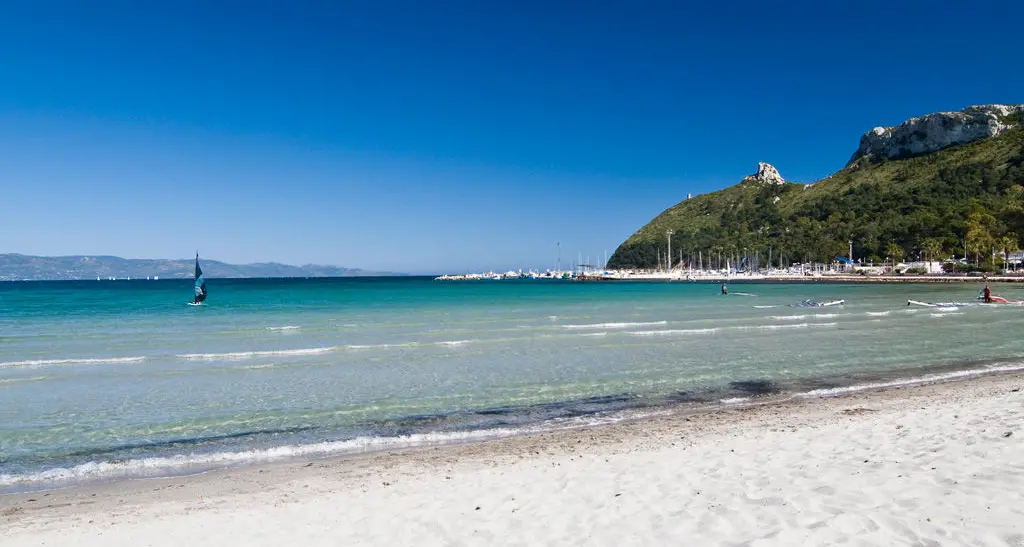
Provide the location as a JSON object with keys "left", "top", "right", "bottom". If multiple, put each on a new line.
{"left": 0, "top": 254, "right": 406, "bottom": 281}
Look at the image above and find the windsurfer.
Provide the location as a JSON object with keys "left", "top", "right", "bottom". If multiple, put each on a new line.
{"left": 983, "top": 284, "right": 992, "bottom": 303}
{"left": 192, "top": 252, "right": 208, "bottom": 304}
{"left": 721, "top": 283, "right": 728, "bottom": 295}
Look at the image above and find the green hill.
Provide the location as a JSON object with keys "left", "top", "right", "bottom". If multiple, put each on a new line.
{"left": 608, "top": 108, "right": 1024, "bottom": 270}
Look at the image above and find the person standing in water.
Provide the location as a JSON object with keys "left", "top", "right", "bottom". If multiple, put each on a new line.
{"left": 721, "top": 283, "right": 728, "bottom": 295}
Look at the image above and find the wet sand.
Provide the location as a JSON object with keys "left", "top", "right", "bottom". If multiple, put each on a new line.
{"left": 3, "top": 372, "right": 1022, "bottom": 546}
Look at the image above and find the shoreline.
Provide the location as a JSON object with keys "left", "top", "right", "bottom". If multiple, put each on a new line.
{"left": 4, "top": 371, "right": 1022, "bottom": 545}
{"left": 4, "top": 358, "right": 1022, "bottom": 495}
{"left": 437, "top": 272, "right": 1024, "bottom": 284}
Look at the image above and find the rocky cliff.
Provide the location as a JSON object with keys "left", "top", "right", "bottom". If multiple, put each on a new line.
{"left": 607, "top": 104, "right": 1024, "bottom": 270}
{"left": 742, "top": 162, "right": 785, "bottom": 185}
{"left": 847, "top": 104, "right": 1023, "bottom": 167}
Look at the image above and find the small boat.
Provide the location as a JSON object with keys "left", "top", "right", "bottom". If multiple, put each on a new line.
{"left": 190, "top": 252, "right": 207, "bottom": 305}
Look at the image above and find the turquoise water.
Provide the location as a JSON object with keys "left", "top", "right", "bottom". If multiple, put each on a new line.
{"left": 2, "top": 277, "right": 1024, "bottom": 492}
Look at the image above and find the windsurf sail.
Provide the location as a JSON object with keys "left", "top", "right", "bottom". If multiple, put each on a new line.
{"left": 193, "top": 253, "right": 207, "bottom": 303}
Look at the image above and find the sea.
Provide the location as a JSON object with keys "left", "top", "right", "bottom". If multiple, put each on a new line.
{"left": 2, "top": 277, "right": 1023, "bottom": 493}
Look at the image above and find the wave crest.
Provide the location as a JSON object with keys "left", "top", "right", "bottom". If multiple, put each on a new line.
{"left": 0, "top": 356, "right": 146, "bottom": 369}
{"left": 561, "top": 321, "right": 668, "bottom": 330}
{"left": 177, "top": 347, "right": 336, "bottom": 360}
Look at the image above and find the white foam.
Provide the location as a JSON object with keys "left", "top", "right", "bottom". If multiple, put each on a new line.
{"left": 752, "top": 305, "right": 777, "bottom": 309}
{"left": 578, "top": 332, "right": 608, "bottom": 337}
{"left": 562, "top": 321, "right": 668, "bottom": 330}
{"left": 813, "top": 314, "right": 838, "bottom": 319}
{"left": 770, "top": 315, "right": 806, "bottom": 321}
{"left": 799, "top": 363, "right": 1024, "bottom": 398}
{"left": 0, "top": 428, "right": 524, "bottom": 490}
{"left": 0, "top": 356, "right": 146, "bottom": 369}
{"left": 177, "top": 347, "right": 336, "bottom": 360}
{"left": 436, "top": 340, "right": 473, "bottom": 347}
{"left": 719, "top": 397, "right": 750, "bottom": 404}
{"left": 0, "top": 376, "right": 49, "bottom": 385}
{"left": 265, "top": 326, "right": 301, "bottom": 331}
{"left": 936, "top": 306, "right": 960, "bottom": 312}
{"left": 345, "top": 343, "right": 416, "bottom": 350}
{"left": 738, "top": 323, "right": 810, "bottom": 331}
{"left": 627, "top": 328, "right": 719, "bottom": 336}
{"left": 0, "top": 407, "right": 677, "bottom": 491}
{"left": 866, "top": 311, "right": 890, "bottom": 317}
{"left": 930, "top": 312, "right": 965, "bottom": 318}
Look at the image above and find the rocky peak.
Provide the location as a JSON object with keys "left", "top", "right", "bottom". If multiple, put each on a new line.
{"left": 743, "top": 162, "right": 785, "bottom": 186}
{"left": 847, "top": 104, "right": 1023, "bottom": 167}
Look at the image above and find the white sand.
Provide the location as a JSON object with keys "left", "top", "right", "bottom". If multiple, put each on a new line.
{"left": 3, "top": 373, "right": 1023, "bottom": 546}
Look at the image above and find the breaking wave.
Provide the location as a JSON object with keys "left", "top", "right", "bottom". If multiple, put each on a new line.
{"left": 177, "top": 348, "right": 336, "bottom": 360}
{"left": 799, "top": 363, "right": 1024, "bottom": 397}
{"left": 561, "top": 321, "right": 668, "bottom": 330}
{"left": 0, "top": 356, "right": 146, "bottom": 369}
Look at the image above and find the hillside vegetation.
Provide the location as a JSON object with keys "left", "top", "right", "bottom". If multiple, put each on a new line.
{"left": 608, "top": 121, "right": 1024, "bottom": 270}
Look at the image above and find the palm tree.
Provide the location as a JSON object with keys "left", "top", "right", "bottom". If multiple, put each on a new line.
{"left": 885, "top": 242, "right": 905, "bottom": 271}
{"left": 967, "top": 209, "right": 997, "bottom": 266}
{"left": 1001, "top": 233, "right": 1020, "bottom": 272}
{"left": 921, "top": 238, "right": 943, "bottom": 271}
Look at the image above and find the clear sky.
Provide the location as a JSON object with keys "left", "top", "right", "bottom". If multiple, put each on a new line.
{"left": 1, "top": 1, "right": 1022, "bottom": 274}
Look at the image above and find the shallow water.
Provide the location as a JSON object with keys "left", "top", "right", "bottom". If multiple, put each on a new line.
{"left": 2, "top": 277, "right": 1022, "bottom": 491}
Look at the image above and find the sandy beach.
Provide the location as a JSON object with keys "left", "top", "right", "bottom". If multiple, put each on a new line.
{"left": 3, "top": 372, "right": 1021, "bottom": 546}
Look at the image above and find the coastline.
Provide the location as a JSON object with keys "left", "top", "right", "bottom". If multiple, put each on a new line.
{"left": 4, "top": 371, "right": 1022, "bottom": 546}
{"left": 437, "top": 270, "right": 1024, "bottom": 284}
{"left": 588, "top": 274, "right": 1024, "bottom": 284}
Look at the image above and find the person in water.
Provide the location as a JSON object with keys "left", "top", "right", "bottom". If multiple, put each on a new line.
{"left": 721, "top": 283, "right": 728, "bottom": 295}
{"left": 983, "top": 284, "right": 992, "bottom": 303}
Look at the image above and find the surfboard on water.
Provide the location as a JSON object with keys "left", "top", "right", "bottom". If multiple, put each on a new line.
{"left": 791, "top": 299, "right": 845, "bottom": 308}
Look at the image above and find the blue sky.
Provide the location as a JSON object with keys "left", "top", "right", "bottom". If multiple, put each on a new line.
{"left": 1, "top": 1, "right": 1022, "bottom": 274}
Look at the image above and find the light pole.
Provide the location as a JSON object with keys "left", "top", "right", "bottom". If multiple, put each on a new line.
{"left": 666, "top": 230, "right": 674, "bottom": 273}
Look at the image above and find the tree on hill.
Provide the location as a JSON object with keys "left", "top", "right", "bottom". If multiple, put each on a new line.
{"left": 885, "top": 242, "right": 905, "bottom": 269}
{"left": 966, "top": 208, "right": 998, "bottom": 266}
{"left": 921, "top": 238, "right": 944, "bottom": 263}
{"left": 607, "top": 125, "right": 1024, "bottom": 271}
